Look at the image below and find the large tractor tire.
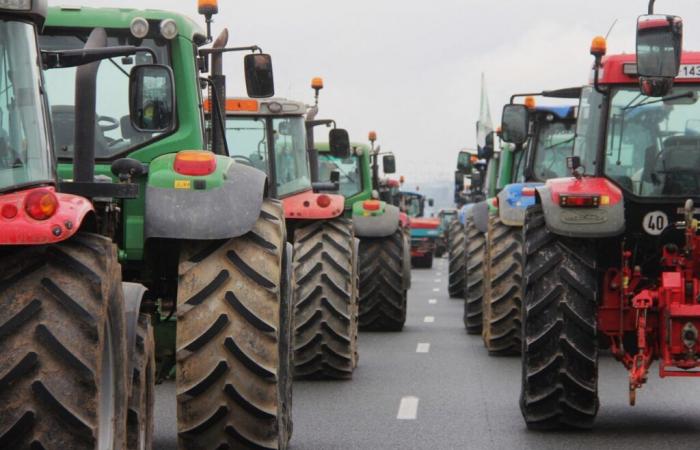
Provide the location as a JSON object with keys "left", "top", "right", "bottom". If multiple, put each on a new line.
{"left": 447, "top": 220, "right": 467, "bottom": 298}
{"left": 0, "top": 233, "right": 128, "bottom": 450}
{"left": 127, "top": 314, "right": 155, "bottom": 450}
{"left": 176, "top": 199, "right": 292, "bottom": 450}
{"left": 520, "top": 205, "right": 599, "bottom": 430}
{"left": 482, "top": 215, "right": 523, "bottom": 355}
{"left": 358, "top": 228, "right": 408, "bottom": 331}
{"left": 292, "top": 218, "right": 359, "bottom": 380}
{"left": 463, "top": 218, "right": 485, "bottom": 334}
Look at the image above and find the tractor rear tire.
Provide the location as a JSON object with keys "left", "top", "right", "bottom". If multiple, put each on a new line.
{"left": 448, "top": 220, "right": 467, "bottom": 298}
{"left": 176, "top": 199, "right": 291, "bottom": 450}
{"left": 0, "top": 233, "right": 128, "bottom": 450}
{"left": 464, "top": 218, "right": 485, "bottom": 334}
{"left": 358, "top": 229, "right": 408, "bottom": 331}
{"left": 292, "top": 218, "right": 359, "bottom": 380}
{"left": 520, "top": 205, "right": 599, "bottom": 430}
{"left": 482, "top": 215, "right": 522, "bottom": 355}
{"left": 127, "top": 313, "right": 155, "bottom": 450}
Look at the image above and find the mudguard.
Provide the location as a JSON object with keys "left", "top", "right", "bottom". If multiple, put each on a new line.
{"left": 459, "top": 203, "right": 474, "bottom": 225}
{"left": 145, "top": 159, "right": 266, "bottom": 240}
{"left": 536, "top": 177, "right": 625, "bottom": 238}
{"left": 353, "top": 204, "right": 401, "bottom": 238}
{"left": 497, "top": 182, "right": 542, "bottom": 227}
{"left": 471, "top": 201, "right": 490, "bottom": 234}
{"left": 402, "top": 229, "right": 411, "bottom": 290}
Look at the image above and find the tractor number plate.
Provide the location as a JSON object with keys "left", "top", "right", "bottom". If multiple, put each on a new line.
{"left": 174, "top": 180, "right": 191, "bottom": 189}
{"left": 679, "top": 65, "right": 700, "bottom": 79}
{"left": 643, "top": 211, "right": 668, "bottom": 236}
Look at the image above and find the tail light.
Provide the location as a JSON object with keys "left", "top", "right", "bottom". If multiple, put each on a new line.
{"left": 317, "top": 194, "right": 331, "bottom": 208}
{"left": 25, "top": 189, "right": 58, "bottom": 220}
{"left": 559, "top": 194, "right": 600, "bottom": 208}
{"left": 521, "top": 187, "right": 536, "bottom": 197}
{"left": 174, "top": 151, "right": 217, "bottom": 176}
{"left": 363, "top": 200, "right": 381, "bottom": 211}
{"left": 491, "top": 197, "right": 499, "bottom": 207}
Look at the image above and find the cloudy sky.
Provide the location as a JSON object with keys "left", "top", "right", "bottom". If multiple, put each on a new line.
{"left": 52, "top": 0, "right": 700, "bottom": 184}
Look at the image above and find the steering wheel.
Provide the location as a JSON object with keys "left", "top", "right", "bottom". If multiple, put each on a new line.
{"left": 97, "top": 115, "right": 120, "bottom": 132}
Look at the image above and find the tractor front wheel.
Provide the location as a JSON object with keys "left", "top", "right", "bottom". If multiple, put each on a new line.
{"left": 464, "top": 218, "right": 485, "bottom": 334}
{"left": 520, "top": 205, "right": 599, "bottom": 430}
{"left": 127, "top": 314, "right": 155, "bottom": 450}
{"left": 448, "top": 220, "right": 467, "bottom": 298}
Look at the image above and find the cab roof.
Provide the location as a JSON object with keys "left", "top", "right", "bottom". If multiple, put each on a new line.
{"left": 46, "top": 5, "right": 205, "bottom": 43}
{"left": 599, "top": 52, "right": 700, "bottom": 85}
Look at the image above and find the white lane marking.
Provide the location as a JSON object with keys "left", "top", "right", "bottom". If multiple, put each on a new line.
{"left": 432, "top": 288, "right": 439, "bottom": 292}
{"left": 424, "top": 316, "right": 435, "bottom": 323}
{"left": 436, "top": 272, "right": 442, "bottom": 276}
{"left": 397, "top": 396, "right": 419, "bottom": 420}
{"left": 428, "top": 299, "right": 437, "bottom": 304}
{"left": 416, "top": 343, "right": 430, "bottom": 353}
{"left": 434, "top": 279, "right": 442, "bottom": 283}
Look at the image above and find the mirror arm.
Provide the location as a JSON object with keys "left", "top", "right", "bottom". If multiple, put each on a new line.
{"left": 648, "top": 0, "right": 656, "bottom": 14}
{"left": 306, "top": 119, "right": 336, "bottom": 129}
{"left": 42, "top": 46, "right": 158, "bottom": 69}
{"left": 201, "top": 76, "right": 230, "bottom": 155}
{"left": 593, "top": 57, "right": 607, "bottom": 95}
{"left": 199, "top": 45, "right": 263, "bottom": 56}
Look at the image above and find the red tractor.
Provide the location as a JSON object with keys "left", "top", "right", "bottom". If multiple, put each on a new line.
{"left": 519, "top": 4, "right": 700, "bottom": 429}
{"left": 0, "top": 1, "right": 175, "bottom": 447}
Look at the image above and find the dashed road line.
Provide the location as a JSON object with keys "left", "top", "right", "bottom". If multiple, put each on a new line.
{"left": 432, "top": 288, "right": 439, "bottom": 292}
{"left": 397, "top": 396, "right": 419, "bottom": 420}
{"left": 416, "top": 343, "right": 430, "bottom": 353}
{"left": 424, "top": 316, "right": 435, "bottom": 323}
{"left": 428, "top": 299, "right": 437, "bottom": 304}
{"left": 434, "top": 278, "right": 441, "bottom": 282}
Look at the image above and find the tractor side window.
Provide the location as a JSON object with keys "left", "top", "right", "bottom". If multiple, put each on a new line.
{"left": 0, "top": 21, "right": 51, "bottom": 191}
{"left": 318, "top": 154, "right": 362, "bottom": 198}
{"left": 39, "top": 32, "right": 170, "bottom": 161}
{"left": 512, "top": 146, "right": 526, "bottom": 183}
{"left": 225, "top": 116, "right": 268, "bottom": 172}
{"left": 574, "top": 86, "right": 604, "bottom": 175}
{"left": 532, "top": 120, "right": 576, "bottom": 181}
{"left": 272, "top": 117, "right": 311, "bottom": 197}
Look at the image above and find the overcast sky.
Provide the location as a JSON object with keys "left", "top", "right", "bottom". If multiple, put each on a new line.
{"left": 51, "top": 0, "right": 700, "bottom": 184}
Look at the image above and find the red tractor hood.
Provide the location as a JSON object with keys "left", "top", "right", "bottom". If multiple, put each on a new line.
{"left": 410, "top": 218, "right": 440, "bottom": 229}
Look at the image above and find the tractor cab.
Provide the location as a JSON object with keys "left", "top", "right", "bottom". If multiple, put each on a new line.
{"left": 316, "top": 142, "right": 372, "bottom": 208}
{"left": 400, "top": 190, "right": 439, "bottom": 267}
{"left": 215, "top": 97, "right": 348, "bottom": 221}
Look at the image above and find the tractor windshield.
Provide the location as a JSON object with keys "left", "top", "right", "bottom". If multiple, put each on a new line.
{"left": 39, "top": 32, "right": 170, "bottom": 160}
{"left": 0, "top": 20, "right": 52, "bottom": 192}
{"left": 604, "top": 86, "right": 700, "bottom": 197}
{"left": 318, "top": 153, "right": 362, "bottom": 198}
{"left": 225, "top": 115, "right": 311, "bottom": 197}
{"left": 531, "top": 118, "right": 576, "bottom": 181}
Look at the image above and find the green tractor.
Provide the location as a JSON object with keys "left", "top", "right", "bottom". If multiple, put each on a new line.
{"left": 316, "top": 129, "right": 411, "bottom": 331}
{"left": 40, "top": 3, "right": 293, "bottom": 449}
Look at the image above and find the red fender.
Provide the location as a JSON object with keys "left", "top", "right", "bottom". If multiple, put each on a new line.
{"left": 0, "top": 187, "right": 93, "bottom": 245}
{"left": 282, "top": 189, "right": 344, "bottom": 220}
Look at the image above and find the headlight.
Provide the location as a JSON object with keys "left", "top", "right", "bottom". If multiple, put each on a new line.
{"left": 160, "top": 19, "right": 178, "bottom": 40}
{"left": 130, "top": 17, "right": 149, "bottom": 39}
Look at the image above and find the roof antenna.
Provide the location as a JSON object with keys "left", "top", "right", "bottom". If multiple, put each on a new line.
{"left": 605, "top": 18, "right": 618, "bottom": 39}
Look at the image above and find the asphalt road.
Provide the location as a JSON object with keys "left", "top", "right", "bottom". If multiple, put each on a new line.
{"left": 154, "top": 257, "right": 700, "bottom": 450}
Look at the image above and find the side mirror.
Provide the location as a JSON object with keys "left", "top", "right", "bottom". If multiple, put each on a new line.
{"left": 329, "top": 128, "right": 351, "bottom": 158}
{"left": 129, "top": 64, "right": 175, "bottom": 133}
{"left": 501, "top": 104, "right": 529, "bottom": 144}
{"left": 428, "top": 198, "right": 434, "bottom": 207}
{"left": 636, "top": 14, "right": 683, "bottom": 97}
{"left": 383, "top": 154, "right": 396, "bottom": 174}
{"left": 244, "top": 53, "right": 275, "bottom": 98}
{"left": 457, "top": 151, "right": 472, "bottom": 172}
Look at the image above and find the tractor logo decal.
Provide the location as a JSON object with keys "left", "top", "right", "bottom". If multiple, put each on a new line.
{"left": 560, "top": 210, "right": 607, "bottom": 225}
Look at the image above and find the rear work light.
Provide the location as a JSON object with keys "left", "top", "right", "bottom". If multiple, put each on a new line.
{"left": 0, "top": 0, "right": 31, "bottom": 11}
{"left": 25, "top": 189, "right": 58, "bottom": 220}
{"left": 559, "top": 194, "right": 600, "bottom": 208}
{"left": 363, "top": 200, "right": 381, "bottom": 211}
{"left": 174, "top": 151, "right": 217, "bottom": 176}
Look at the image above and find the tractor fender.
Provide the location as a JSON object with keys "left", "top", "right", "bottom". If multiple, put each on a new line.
{"left": 145, "top": 162, "right": 266, "bottom": 240}
{"left": 497, "top": 182, "right": 541, "bottom": 227}
{"left": 122, "top": 282, "right": 148, "bottom": 377}
{"left": 353, "top": 204, "right": 401, "bottom": 238}
{"left": 536, "top": 178, "right": 625, "bottom": 238}
{"left": 459, "top": 203, "right": 474, "bottom": 225}
{"left": 471, "top": 201, "right": 490, "bottom": 234}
